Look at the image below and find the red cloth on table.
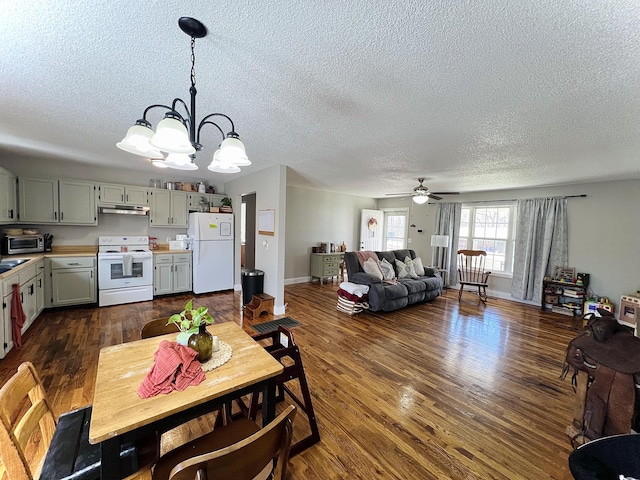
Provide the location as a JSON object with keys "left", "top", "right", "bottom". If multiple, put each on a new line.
{"left": 137, "top": 340, "right": 205, "bottom": 398}
{"left": 11, "top": 284, "right": 25, "bottom": 348}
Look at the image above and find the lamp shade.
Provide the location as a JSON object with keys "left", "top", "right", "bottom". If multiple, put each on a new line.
{"left": 216, "top": 137, "right": 251, "bottom": 166}
{"left": 117, "top": 124, "right": 164, "bottom": 158}
{"left": 430, "top": 234, "right": 450, "bottom": 247}
{"left": 207, "top": 160, "right": 241, "bottom": 174}
{"left": 412, "top": 195, "right": 428, "bottom": 204}
{"left": 164, "top": 153, "right": 198, "bottom": 170}
{"left": 150, "top": 158, "right": 168, "bottom": 168}
{"left": 150, "top": 116, "right": 196, "bottom": 154}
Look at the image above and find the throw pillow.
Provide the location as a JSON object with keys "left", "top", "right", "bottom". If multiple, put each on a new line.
{"left": 362, "top": 257, "right": 383, "bottom": 281}
{"left": 403, "top": 256, "right": 419, "bottom": 279}
{"left": 395, "top": 258, "right": 419, "bottom": 279}
{"left": 379, "top": 258, "right": 396, "bottom": 280}
{"left": 412, "top": 256, "right": 426, "bottom": 276}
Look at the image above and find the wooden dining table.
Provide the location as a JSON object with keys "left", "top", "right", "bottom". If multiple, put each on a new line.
{"left": 89, "top": 322, "right": 284, "bottom": 480}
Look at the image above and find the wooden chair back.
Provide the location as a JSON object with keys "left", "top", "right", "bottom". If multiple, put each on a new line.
{"left": 166, "top": 405, "right": 296, "bottom": 480}
{"left": 457, "top": 250, "right": 489, "bottom": 285}
{"left": 141, "top": 318, "right": 178, "bottom": 339}
{"left": 0, "top": 362, "right": 57, "bottom": 480}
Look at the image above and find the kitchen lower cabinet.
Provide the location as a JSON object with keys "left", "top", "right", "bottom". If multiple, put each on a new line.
{"left": 0, "top": 259, "right": 43, "bottom": 359}
{"left": 47, "top": 257, "right": 96, "bottom": 307}
{"left": 154, "top": 253, "right": 192, "bottom": 296}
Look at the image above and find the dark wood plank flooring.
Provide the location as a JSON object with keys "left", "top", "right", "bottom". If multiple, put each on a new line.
{"left": 0, "top": 283, "right": 579, "bottom": 479}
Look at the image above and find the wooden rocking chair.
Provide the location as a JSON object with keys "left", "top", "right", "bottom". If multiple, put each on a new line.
{"left": 457, "top": 250, "right": 491, "bottom": 303}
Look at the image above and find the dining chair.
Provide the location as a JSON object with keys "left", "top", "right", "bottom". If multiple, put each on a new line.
{"left": 240, "top": 326, "right": 320, "bottom": 457}
{"left": 151, "top": 404, "right": 296, "bottom": 480}
{"left": 457, "top": 249, "right": 491, "bottom": 303}
{"left": 0, "top": 362, "right": 154, "bottom": 480}
{"left": 140, "top": 318, "right": 180, "bottom": 339}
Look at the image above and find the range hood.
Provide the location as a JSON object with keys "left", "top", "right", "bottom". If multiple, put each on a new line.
{"left": 98, "top": 205, "right": 150, "bottom": 216}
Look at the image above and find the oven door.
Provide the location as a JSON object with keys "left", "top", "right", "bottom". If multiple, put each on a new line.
{"left": 98, "top": 254, "right": 152, "bottom": 289}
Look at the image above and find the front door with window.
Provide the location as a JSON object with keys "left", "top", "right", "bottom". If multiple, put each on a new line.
{"left": 360, "top": 209, "right": 384, "bottom": 251}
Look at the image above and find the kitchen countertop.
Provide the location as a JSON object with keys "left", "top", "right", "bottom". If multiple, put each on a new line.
{"left": 0, "top": 248, "right": 97, "bottom": 280}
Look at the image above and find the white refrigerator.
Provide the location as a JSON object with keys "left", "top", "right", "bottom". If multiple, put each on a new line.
{"left": 187, "top": 213, "right": 234, "bottom": 294}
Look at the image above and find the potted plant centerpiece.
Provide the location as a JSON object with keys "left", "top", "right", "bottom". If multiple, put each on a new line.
{"left": 167, "top": 299, "right": 215, "bottom": 361}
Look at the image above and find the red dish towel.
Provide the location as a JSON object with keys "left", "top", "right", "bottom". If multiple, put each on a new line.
{"left": 137, "top": 340, "right": 205, "bottom": 398}
{"left": 11, "top": 284, "right": 25, "bottom": 348}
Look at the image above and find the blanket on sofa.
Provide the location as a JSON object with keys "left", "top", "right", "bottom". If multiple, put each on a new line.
{"left": 354, "top": 250, "right": 378, "bottom": 267}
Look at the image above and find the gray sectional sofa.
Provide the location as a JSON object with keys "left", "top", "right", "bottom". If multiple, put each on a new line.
{"left": 343, "top": 249, "right": 443, "bottom": 312}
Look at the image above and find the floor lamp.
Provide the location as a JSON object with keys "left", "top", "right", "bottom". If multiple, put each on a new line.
{"left": 431, "top": 234, "right": 450, "bottom": 286}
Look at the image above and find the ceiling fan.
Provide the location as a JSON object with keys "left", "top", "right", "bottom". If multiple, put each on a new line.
{"left": 385, "top": 178, "right": 460, "bottom": 204}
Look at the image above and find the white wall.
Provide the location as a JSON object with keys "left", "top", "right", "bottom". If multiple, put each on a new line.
{"left": 285, "top": 186, "right": 378, "bottom": 282}
{"left": 224, "top": 165, "right": 287, "bottom": 314}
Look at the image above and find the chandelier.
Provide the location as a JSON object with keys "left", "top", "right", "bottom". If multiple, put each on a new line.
{"left": 116, "top": 17, "right": 249, "bottom": 173}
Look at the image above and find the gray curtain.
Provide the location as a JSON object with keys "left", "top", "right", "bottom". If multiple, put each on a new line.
{"left": 511, "top": 197, "right": 568, "bottom": 301}
{"left": 434, "top": 202, "right": 461, "bottom": 287}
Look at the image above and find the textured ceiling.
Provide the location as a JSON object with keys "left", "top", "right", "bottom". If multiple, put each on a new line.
{"left": 1, "top": 0, "right": 639, "bottom": 198}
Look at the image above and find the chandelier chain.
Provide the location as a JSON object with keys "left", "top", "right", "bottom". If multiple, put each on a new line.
{"left": 190, "top": 36, "right": 196, "bottom": 87}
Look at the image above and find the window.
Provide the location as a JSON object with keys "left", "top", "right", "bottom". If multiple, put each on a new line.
{"left": 459, "top": 205, "right": 517, "bottom": 274}
{"left": 383, "top": 210, "right": 407, "bottom": 251}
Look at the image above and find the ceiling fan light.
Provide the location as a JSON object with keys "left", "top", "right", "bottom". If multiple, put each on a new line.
{"left": 150, "top": 116, "right": 196, "bottom": 154}
{"left": 117, "top": 124, "right": 163, "bottom": 158}
{"left": 412, "top": 196, "right": 429, "bottom": 205}
{"left": 207, "top": 160, "right": 241, "bottom": 174}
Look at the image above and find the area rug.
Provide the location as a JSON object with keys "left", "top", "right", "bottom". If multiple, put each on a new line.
{"left": 251, "top": 317, "right": 301, "bottom": 334}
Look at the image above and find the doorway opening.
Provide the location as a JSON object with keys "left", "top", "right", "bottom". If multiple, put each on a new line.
{"left": 241, "top": 193, "right": 256, "bottom": 269}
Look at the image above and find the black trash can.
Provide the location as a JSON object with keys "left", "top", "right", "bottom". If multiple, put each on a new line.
{"left": 241, "top": 269, "right": 264, "bottom": 305}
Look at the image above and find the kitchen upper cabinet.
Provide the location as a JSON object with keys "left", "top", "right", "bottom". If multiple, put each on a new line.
{"left": 18, "top": 177, "right": 97, "bottom": 225}
{"left": 98, "top": 184, "right": 148, "bottom": 206}
{"left": 149, "top": 189, "right": 188, "bottom": 227}
{"left": 0, "top": 167, "right": 16, "bottom": 223}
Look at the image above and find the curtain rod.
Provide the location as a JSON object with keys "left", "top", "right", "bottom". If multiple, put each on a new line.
{"left": 429, "top": 194, "right": 587, "bottom": 205}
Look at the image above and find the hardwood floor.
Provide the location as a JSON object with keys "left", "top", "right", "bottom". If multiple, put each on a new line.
{"left": 0, "top": 283, "right": 579, "bottom": 479}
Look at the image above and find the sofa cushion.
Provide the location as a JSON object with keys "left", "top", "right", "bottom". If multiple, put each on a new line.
{"left": 376, "top": 251, "right": 396, "bottom": 265}
{"left": 399, "top": 278, "right": 427, "bottom": 294}
{"left": 378, "top": 258, "right": 396, "bottom": 280}
{"left": 362, "top": 258, "right": 383, "bottom": 280}
{"left": 382, "top": 282, "right": 408, "bottom": 300}
{"left": 412, "top": 256, "right": 426, "bottom": 276}
{"left": 393, "top": 249, "right": 414, "bottom": 261}
{"left": 396, "top": 258, "right": 419, "bottom": 279}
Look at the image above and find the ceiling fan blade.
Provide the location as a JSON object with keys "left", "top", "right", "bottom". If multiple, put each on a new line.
{"left": 431, "top": 191, "right": 460, "bottom": 195}
{"left": 385, "top": 193, "right": 413, "bottom": 196}
{"left": 428, "top": 194, "right": 443, "bottom": 200}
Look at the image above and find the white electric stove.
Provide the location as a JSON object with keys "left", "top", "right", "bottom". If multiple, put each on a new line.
{"left": 97, "top": 235, "right": 153, "bottom": 307}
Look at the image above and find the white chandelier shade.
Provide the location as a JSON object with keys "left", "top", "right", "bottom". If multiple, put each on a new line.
{"left": 164, "top": 153, "right": 198, "bottom": 170}
{"left": 150, "top": 117, "right": 196, "bottom": 155}
{"left": 207, "top": 160, "right": 241, "bottom": 173}
{"left": 117, "top": 124, "right": 163, "bottom": 159}
{"left": 216, "top": 137, "right": 251, "bottom": 166}
{"left": 412, "top": 195, "right": 429, "bottom": 204}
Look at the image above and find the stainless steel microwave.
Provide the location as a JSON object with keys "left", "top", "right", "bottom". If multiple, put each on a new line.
{"left": 3, "top": 234, "right": 44, "bottom": 255}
